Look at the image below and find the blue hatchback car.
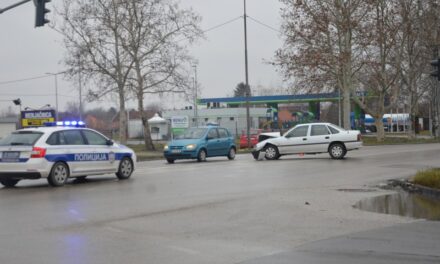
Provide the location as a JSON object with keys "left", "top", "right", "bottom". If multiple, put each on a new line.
{"left": 163, "top": 126, "right": 236, "bottom": 163}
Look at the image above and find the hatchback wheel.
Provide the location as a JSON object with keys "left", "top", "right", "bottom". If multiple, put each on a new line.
{"left": 116, "top": 157, "right": 133, "bottom": 180}
{"left": 197, "top": 149, "right": 207, "bottom": 162}
{"left": 48, "top": 162, "right": 69, "bottom": 187}
{"left": 227, "top": 147, "right": 236, "bottom": 160}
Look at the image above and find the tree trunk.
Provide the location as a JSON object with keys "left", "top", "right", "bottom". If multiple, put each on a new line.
{"left": 118, "top": 89, "right": 127, "bottom": 144}
{"left": 375, "top": 118, "right": 385, "bottom": 142}
{"left": 342, "top": 88, "right": 351, "bottom": 130}
{"left": 137, "top": 90, "right": 155, "bottom": 151}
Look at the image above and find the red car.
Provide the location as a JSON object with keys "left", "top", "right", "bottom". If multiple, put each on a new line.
{"left": 239, "top": 130, "right": 261, "bottom": 148}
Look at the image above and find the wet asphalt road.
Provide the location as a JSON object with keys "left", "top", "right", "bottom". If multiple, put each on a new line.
{"left": 1, "top": 144, "right": 440, "bottom": 264}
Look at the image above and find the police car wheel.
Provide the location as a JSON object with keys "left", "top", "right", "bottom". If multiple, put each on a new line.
{"left": 48, "top": 162, "right": 69, "bottom": 187}
{"left": 0, "top": 178, "right": 20, "bottom": 188}
{"left": 116, "top": 157, "right": 133, "bottom": 180}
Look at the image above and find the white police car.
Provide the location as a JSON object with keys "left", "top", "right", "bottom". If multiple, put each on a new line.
{"left": 0, "top": 122, "right": 136, "bottom": 187}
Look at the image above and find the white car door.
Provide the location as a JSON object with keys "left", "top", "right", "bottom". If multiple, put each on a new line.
{"left": 278, "top": 125, "right": 310, "bottom": 154}
{"left": 60, "top": 130, "right": 94, "bottom": 176}
{"left": 308, "top": 124, "right": 332, "bottom": 153}
{"left": 81, "top": 130, "right": 116, "bottom": 173}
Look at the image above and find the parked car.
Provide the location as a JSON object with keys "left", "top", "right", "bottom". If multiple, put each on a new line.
{"left": 239, "top": 129, "right": 263, "bottom": 148}
{"left": 252, "top": 122, "right": 362, "bottom": 160}
{"left": 164, "top": 126, "right": 236, "bottom": 163}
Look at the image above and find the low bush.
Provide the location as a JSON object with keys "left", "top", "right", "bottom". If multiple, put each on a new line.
{"left": 413, "top": 168, "right": 440, "bottom": 190}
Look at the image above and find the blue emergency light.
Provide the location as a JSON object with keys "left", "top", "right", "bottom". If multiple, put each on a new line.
{"left": 44, "top": 121, "right": 86, "bottom": 127}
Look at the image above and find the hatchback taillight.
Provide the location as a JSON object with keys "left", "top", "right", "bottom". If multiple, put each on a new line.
{"left": 31, "top": 147, "right": 46, "bottom": 158}
{"left": 357, "top": 134, "right": 362, "bottom": 141}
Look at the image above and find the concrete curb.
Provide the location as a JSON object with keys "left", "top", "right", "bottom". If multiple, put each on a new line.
{"left": 388, "top": 179, "right": 440, "bottom": 200}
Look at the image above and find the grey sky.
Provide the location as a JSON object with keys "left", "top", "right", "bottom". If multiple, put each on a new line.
{"left": 0, "top": 0, "right": 284, "bottom": 113}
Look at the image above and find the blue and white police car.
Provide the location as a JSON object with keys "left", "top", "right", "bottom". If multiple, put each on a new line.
{"left": 0, "top": 122, "right": 136, "bottom": 187}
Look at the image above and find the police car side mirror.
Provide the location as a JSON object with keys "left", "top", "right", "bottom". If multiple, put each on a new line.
{"left": 106, "top": 139, "right": 114, "bottom": 146}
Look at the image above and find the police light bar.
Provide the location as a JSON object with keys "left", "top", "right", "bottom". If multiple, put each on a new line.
{"left": 44, "top": 121, "right": 86, "bottom": 127}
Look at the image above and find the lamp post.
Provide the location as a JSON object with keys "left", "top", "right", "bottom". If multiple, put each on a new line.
{"left": 192, "top": 64, "right": 198, "bottom": 127}
{"left": 46, "top": 71, "right": 64, "bottom": 121}
{"left": 243, "top": 0, "right": 251, "bottom": 148}
{"left": 12, "top": 98, "right": 22, "bottom": 128}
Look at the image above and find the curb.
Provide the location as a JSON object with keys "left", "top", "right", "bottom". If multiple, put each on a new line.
{"left": 387, "top": 179, "right": 440, "bottom": 200}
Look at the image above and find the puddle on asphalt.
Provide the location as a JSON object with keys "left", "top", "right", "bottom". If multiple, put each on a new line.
{"left": 354, "top": 191, "right": 440, "bottom": 221}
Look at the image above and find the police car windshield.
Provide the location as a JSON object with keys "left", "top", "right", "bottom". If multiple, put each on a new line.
{"left": 0, "top": 131, "right": 43, "bottom": 146}
{"left": 175, "top": 128, "right": 207, "bottom": 140}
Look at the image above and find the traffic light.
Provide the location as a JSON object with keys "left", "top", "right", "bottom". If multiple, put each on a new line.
{"left": 34, "top": 0, "right": 51, "bottom": 27}
{"left": 431, "top": 58, "right": 440, "bottom": 81}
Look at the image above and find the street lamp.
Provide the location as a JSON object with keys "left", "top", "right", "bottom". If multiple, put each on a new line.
{"left": 46, "top": 71, "right": 64, "bottom": 121}
{"left": 192, "top": 63, "right": 198, "bottom": 127}
{"left": 12, "top": 98, "right": 22, "bottom": 128}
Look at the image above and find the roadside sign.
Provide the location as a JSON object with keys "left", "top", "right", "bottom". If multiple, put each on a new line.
{"left": 171, "top": 116, "right": 189, "bottom": 129}
{"left": 21, "top": 109, "right": 56, "bottom": 127}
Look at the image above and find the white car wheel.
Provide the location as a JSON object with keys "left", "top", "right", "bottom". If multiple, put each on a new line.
{"left": 329, "top": 143, "right": 346, "bottom": 159}
{"left": 265, "top": 145, "right": 280, "bottom": 160}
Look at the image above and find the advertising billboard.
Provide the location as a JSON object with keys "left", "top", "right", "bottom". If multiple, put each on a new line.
{"left": 21, "top": 109, "right": 56, "bottom": 127}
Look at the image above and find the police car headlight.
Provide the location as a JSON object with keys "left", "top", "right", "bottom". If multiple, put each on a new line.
{"left": 164, "top": 145, "right": 169, "bottom": 151}
{"left": 186, "top": 144, "right": 197, "bottom": 150}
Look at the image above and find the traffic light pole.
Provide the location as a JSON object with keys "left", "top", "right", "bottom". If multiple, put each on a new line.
{"left": 0, "top": 0, "right": 30, "bottom": 14}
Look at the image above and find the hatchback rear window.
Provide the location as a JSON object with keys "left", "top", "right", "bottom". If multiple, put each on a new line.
{"left": 0, "top": 131, "right": 43, "bottom": 146}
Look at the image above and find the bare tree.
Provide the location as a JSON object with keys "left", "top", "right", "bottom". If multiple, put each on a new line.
{"left": 119, "top": 0, "right": 202, "bottom": 150}
{"left": 352, "top": 0, "right": 404, "bottom": 141}
{"left": 276, "top": 0, "right": 370, "bottom": 130}
{"left": 57, "top": 0, "right": 134, "bottom": 144}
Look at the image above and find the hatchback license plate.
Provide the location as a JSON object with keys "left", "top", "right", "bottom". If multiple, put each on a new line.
{"left": 2, "top": 151, "right": 20, "bottom": 162}
{"left": 171, "top": 149, "right": 182, "bottom": 153}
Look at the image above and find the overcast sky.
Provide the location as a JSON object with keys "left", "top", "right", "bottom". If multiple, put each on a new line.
{"left": 0, "top": 0, "right": 284, "bottom": 113}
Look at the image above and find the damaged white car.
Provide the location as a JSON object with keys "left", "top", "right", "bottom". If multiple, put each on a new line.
{"left": 252, "top": 123, "right": 362, "bottom": 160}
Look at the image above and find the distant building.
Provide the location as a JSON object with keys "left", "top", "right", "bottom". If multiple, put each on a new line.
{"left": 0, "top": 117, "right": 18, "bottom": 139}
{"left": 162, "top": 107, "right": 269, "bottom": 137}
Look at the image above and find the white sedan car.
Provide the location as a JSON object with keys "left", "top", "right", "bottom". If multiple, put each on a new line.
{"left": 0, "top": 124, "right": 136, "bottom": 187}
{"left": 252, "top": 123, "right": 362, "bottom": 160}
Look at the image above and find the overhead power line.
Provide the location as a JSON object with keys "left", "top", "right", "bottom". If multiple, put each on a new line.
{"left": 0, "top": 74, "right": 51, "bottom": 86}
{"left": 0, "top": 93, "right": 75, "bottom": 98}
{"left": 203, "top": 16, "right": 243, "bottom": 34}
{"left": 247, "top": 16, "right": 281, "bottom": 34}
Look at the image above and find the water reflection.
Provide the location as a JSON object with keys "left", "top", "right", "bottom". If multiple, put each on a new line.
{"left": 354, "top": 191, "right": 440, "bottom": 221}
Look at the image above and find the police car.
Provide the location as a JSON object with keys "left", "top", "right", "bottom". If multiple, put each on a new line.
{"left": 0, "top": 122, "right": 136, "bottom": 187}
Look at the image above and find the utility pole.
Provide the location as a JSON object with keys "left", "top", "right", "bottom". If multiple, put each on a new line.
{"left": 193, "top": 64, "right": 198, "bottom": 127}
{"left": 244, "top": 0, "right": 251, "bottom": 148}
{"left": 78, "top": 55, "right": 83, "bottom": 121}
{"left": 46, "top": 72, "right": 64, "bottom": 121}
